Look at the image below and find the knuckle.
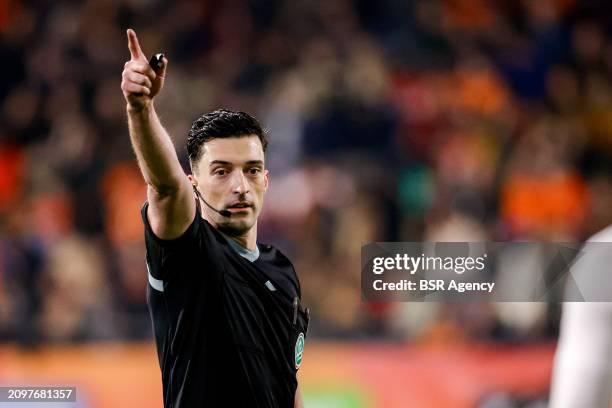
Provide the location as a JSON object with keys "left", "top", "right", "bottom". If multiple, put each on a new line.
{"left": 144, "top": 68, "right": 156, "bottom": 80}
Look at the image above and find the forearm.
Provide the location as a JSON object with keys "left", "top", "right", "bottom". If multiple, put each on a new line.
{"left": 127, "top": 102, "right": 184, "bottom": 193}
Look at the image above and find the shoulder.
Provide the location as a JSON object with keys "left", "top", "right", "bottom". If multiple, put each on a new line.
{"left": 141, "top": 200, "right": 227, "bottom": 281}
{"left": 258, "top": 243, "right": 293, "bottom": 267}
{"left": 141, "top": 200, "right": 225, "bottom": 247}
{"left": 141, "top": 201, "right": 199, "bottom": 245}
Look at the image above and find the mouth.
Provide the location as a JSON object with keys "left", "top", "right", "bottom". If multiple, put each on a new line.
{"left": 225, "top": 202, "right": 253, "bottom": 213}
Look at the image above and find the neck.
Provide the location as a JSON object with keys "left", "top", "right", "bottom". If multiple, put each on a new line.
{"left": 226, "top": 227, "right": 257, "bottom": 251}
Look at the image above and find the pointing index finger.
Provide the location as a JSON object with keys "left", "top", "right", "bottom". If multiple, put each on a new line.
{"left": 127, "top": 28, "right": 146, "bottom": 61}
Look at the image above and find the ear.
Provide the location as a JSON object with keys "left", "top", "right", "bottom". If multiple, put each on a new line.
{"left": 263, "top": 169, "right": 270, "bottom": 191}
{"left": 187, "top": 174, "right": 197, "bottom": 187}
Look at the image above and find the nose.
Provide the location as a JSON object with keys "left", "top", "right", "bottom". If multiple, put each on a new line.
{"left": 231, "top": 170, "right": 249, "bottom": 195}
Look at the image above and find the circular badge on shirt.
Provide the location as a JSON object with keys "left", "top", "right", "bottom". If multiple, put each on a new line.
{"left": 294, "top": 332, "right": 305, "bottom": 369}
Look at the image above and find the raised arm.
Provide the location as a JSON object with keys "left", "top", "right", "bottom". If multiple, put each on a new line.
{"left": 122, "top": 29, "right": 195, "bottom": 240}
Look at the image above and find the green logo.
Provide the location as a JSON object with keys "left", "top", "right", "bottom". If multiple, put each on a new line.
{"left": 294, "top": 332, "right": 305, "bottom": 369}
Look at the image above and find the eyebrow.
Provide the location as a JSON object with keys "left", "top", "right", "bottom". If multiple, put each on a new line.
{"left": 209, "top": 160, "right": 264, "bottom": 167}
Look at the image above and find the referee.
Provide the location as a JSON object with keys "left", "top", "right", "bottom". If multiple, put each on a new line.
{"left": 121, "top": 29, "right": 309, "bottom": 407}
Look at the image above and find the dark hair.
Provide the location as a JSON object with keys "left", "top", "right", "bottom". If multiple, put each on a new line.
{"left": 187, "top": 109, "right": 268, "bottom": 169}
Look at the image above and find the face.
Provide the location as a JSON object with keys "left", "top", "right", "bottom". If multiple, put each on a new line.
{"left": 191, "top": 135, "right": 269, "bottom": 235}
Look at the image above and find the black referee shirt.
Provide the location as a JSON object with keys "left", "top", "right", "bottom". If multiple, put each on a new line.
{"left": 141, "top": 201, "right": 309, "bottom": 407}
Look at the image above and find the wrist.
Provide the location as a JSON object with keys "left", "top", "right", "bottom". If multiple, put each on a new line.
{"left": 127, "top": 100, "right": 154, "bottom": 115}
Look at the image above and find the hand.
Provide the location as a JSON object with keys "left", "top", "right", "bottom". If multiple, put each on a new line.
{"left": 121, "top": 29, "right": 168, "bottom": 111}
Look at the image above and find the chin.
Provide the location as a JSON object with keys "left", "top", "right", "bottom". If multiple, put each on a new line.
{"left": 220, "top": 218, "right": 255, "bottom": 235}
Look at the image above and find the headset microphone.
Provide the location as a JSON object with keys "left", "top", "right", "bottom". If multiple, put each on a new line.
{"left": 193, "top": 186, "right": 232, "bottom": 217}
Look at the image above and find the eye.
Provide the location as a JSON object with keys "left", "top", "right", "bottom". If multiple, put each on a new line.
{"left": 247, "top": 167, "right": 262, "bottom": 175}
{"left": 214, "top": 168, "right": 227, "bottom": 176}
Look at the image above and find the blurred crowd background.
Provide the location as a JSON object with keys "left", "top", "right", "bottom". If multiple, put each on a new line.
{"left": 1, "top": 0, "right": 612, "bottom": 348}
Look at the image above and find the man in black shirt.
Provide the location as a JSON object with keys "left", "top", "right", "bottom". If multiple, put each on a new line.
{"left": 121, "top": 28, "right": 308, "bottom": 407}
